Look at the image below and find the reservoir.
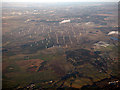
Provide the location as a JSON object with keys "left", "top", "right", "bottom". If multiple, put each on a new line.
{"left": 110, "top": 37, "right": 119, "bottom": 41}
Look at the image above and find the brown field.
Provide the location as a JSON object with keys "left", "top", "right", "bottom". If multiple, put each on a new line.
{"left": 16, "top": 59, "right": 44, "bottom": 72}
{"left": 96, "top": 14, "right": 115, "bottom": 16}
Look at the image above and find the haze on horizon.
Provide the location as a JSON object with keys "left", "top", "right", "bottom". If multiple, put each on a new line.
{"left": 2, "top": 0, "right": 119, "bottom": 2}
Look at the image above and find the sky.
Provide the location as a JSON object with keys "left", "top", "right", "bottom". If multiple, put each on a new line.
{"left": 2, "top": 0, "right": 119, "bottom": 2}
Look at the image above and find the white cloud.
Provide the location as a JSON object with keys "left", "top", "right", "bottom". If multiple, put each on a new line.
{"left": 108, "top": 31, "right": 118, "bottom": 35}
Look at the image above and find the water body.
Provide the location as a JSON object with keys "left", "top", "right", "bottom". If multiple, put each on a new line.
{"left": 110, "top": 37, "right": 119, "bottom": 41}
